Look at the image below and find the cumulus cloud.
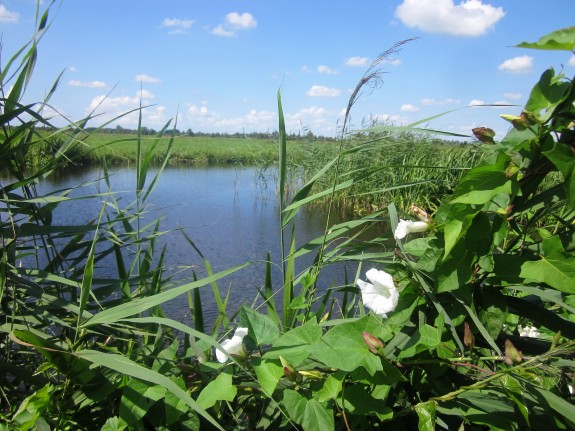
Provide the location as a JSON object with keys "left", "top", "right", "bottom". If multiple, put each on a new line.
{"left": 0, "top": 5, "right": 19, "bottom": 23}
{"left": 137, "top": 89, "right": 155, "bottom": 99}
{"left": 346, "top": 56, "right": 370, "bottom": 67}
{"left": 317, "top": 65, "right": 339, "bottom": 75}
{"left": 68, "top": 80, "right": 107, "bottom": 88}
{"left": 135, "top": 74, "right": 161, "bottom": 84}
{"left": 503, "top": 92, "right": 522, "bottom": 100}
{"left": 161, "top": 18, "right": 194, "bottom": 34}
{"left": 569, "top": 55, "right": 575, "bottom": 67}
{"left": 306, "top": 85, "right": 342, "bottom": 97}
{"left": 395, "top": 0, "right": 505, "bottom": 37}
{"left": 86, "top": 93, "right": 168, "bottom": 127}
{"left": 212, "top": 12, "right": 257, "bottom": 37}
{"left": 226, "top": 12, "right": 257, "bottom": 29}
{"left": 468, "top": 99, "right": 485, "bottom": 106}
{"left": 498, "top": 55, "right": 533, "bottom": 74}
{"left": 400, "top": 104, "right": 419, "bottom": 112}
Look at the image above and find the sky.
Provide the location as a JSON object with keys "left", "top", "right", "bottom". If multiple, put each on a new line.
{"left": 1, "top": 0, "right": 574, "bottom": 139}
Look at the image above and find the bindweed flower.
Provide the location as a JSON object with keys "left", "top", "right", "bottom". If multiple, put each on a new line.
{"left": 518, "top": 325, "right": 540, "bottom": 338}
{"left": 394, "top": 219, "right": 429, "bottom": 240}
{"left": 464, "top": 321, "right": 475, "bottom": 350}
{"left": 215, "top": 327, "right": 248, "bottom": 363}
{"left": 356, "top": 268, "right": 399, "bottom": 318}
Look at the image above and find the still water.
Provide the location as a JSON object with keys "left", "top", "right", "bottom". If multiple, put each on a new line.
{"left": 30, "top": 165, "right": 387, "bottom": 326}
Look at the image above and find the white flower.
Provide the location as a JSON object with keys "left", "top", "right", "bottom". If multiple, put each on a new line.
{"left": 518, "top": 325, "right": 540, "bottom": 338}
{"left": 356, "top": 268, "right": 399, "bottom": 318}
{"left": 215, "top": 327, "right": 248, "bottom": 363}
{"left": 394, "top": 219, "right": 429, "bottom": 240}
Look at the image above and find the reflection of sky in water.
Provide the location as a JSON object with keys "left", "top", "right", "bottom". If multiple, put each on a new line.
{"left": 7, "top": 166, "right": 388, "bottom": 327}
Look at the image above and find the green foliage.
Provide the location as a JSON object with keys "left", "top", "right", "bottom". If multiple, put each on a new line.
{"left": 2, "top": 7, "right": 574, "bottom": 431}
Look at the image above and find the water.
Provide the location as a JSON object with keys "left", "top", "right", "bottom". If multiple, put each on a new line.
{"left": 8, "top": 165, "right": 388, "bottom": 326}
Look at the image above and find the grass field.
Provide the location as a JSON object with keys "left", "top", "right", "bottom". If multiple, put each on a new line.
{"left": 29, "top": 130, "right": 482, "bottom": 211}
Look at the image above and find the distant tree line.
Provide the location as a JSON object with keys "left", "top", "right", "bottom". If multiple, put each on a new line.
{"left": 36, "top": 125, "right": 337, "bottom": 141}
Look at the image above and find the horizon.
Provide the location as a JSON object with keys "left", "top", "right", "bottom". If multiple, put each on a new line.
{"left": 1, "top": 1, "right": 574, "bottom": 139}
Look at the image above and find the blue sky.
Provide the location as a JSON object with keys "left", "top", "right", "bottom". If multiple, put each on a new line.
{"left": 1, "top": 0, "right": 574, "bottom": 139}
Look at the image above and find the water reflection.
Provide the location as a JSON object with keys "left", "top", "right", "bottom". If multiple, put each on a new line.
{"left": 8, "top": 165, "right": 389, "bottom": 326}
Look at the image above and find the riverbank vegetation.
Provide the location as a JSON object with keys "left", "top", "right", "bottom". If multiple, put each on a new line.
{"left": 1, "top": 4, "right": 574, "bottom": 430}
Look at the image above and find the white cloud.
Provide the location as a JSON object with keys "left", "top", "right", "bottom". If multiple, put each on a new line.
{"left": 69, "top": 66, "right": 78, "bottom": 72}
{"left": 400, "top": 104, "right": 419, "bottom": 112}
{"left": 86, "top": 93, "right": 168, "bottom": 127}
{"left": 135, "top": 74, "right": 161, "bottom": 84}
{"left": 212, "top": 12, "right": 257, "bottom": 37}
{"left": 395, "top": 0, "right": 505, "bottom": 37}
{"left": 569, "top": 55, "right": 575, "bottom": 67}
{"left": 137, "top": 89, "right": 155, "bottom": 99}
{"left": 301, "top": 65, "right": 312, "bottom": 73}
{"left": 468, "top": 99, "right": 485, "bottom": 106}
{"left": 421, "top": 97, "right": 460, "bottom": 106}
{"left": 387, "top": 58, "right": 402, "bottom": 66}
{"left": 226, "top": 12, "right": 257, "bottom": 29}
{"left": 0, "top": 5, "right": 19, "bottom": 23}
{"left": 68, "top": 80, "right": 107, "bottom": 88}
{"left": 498, "top": 55, "right": 533, "bottom": 74}
{"left": 503, "top": 92, "right": 522, "bottom": 100}
{"left": 346, "top": 56, "right": 370, "bottom": 67}
{"left": 306, "top": 85, "right": 342, "bottom": 97}
{"left": 161, "top": 18, "right": 194, "bottom": 34}
{"left": 317, "top": 65, "right": 339, "bottom": 75}
{"left": 212, "top": 25, "right": 235, "bottom": 37}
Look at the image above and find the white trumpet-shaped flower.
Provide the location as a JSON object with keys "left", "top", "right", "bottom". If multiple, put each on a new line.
{"left": 356, "top": 268, "right": 399, "bottom": 318}
{"left": 215, "top": 327, "right": 248, "bottom": 363}
{"left": 394, "top": 219, "right": 429, "bottom": 240}
{"left": 518, "top": 325, "right": 540, "bottom": 338}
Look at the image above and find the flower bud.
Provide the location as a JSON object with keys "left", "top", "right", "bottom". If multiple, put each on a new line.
{"left": 362, "top": 331, "right": 384, "bottom": 355}
{"left": 504, "top": 339, "right": 523, "bottom": 365}
{"left": 409, "top": 205, "right": 431, "bottom": 223}
{"left": 472, "top": 127, "right": 496, "bottom": 144}
{"left": 463, "top": 321, "right": 475, "bottom": 350}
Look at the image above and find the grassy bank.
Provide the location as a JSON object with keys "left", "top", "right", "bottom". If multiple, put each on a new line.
{"left": 32, "top": 131, "right": 481, "bottom": 211}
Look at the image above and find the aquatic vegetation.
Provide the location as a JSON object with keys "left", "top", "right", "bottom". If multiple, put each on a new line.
{"left": 1, "top": 4, "right": 574, "bottom": 429}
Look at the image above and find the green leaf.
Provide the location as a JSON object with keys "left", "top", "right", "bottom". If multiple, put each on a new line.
{"left": 82, "top": 263, "right": 249, "bottom": 327}
{"left": 450, "top": 154, "right": 512, "bottom": 205}
{"left": 516, "top": 27, "right": 575, "bottom": 51}
{"left": 543, "top": 141, "right": 575, "bottom": 208}
{"left": 281, "top": 389, "right": 307, "bottom": 424}
{"left": 397, "top": 324, "right": 441, "bottom": 360}
{"left": 301, "top": 399, "right": 334, "bottom": 431}
{"left": 415, "top": 401, "right": 437, "bottom": 431}
{"left": 74, "top": 350, "right": 222, "bottom": 430}
{"left": 196, "top": 371, "right": 237, "bottom": 410}
{"left": 264, "top": 318, "right": 322, "bottom": 366}
{"left": 442, "top": 204, "right": 476, "bottom": 258}
{"left": 100, "top": 417, "right": 127, "bottom": 431}
{"left": 252, "top": 358, "right": 284, "bottom": 396}
{"left": 477, "top": 286, "right": 508, "bottom": 341}
{"left": 437, "top": 242, "right": 474, "bottom": 294}
{"left": 530, "top": 384, "right": 575, "bottom": 425}
{"left": 239, "top": 306, "right": 280, "bottom": 346}
{"left": 316, "top": 372, "right": 345, "bottom": 403}
{"left": 499, "top": 375, "right": 530, "bottom": 426}
{"left": 309, "top": 315, "right": 386, "bottom": 374}
{"left": 524, "top": 68, "right": 570, "bottom": 117}
{"left": 520, "top": 242, "right": 575, "bottom": 293}
{"left": 119, "top": 379, "right": 166, "bottom": 426}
